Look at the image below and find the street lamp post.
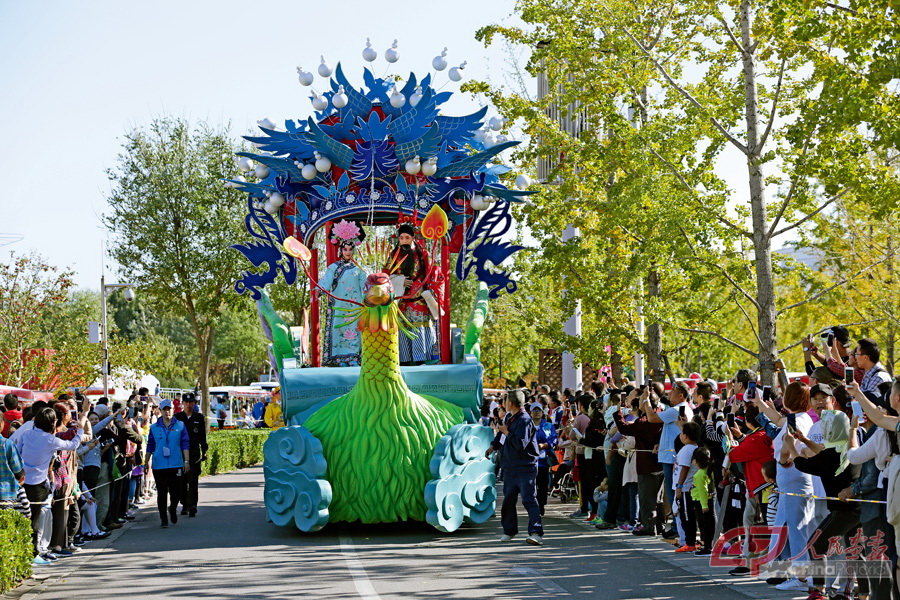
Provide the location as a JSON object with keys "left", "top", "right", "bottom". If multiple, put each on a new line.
{"left": 100, "top": 274, "right": 135, "bottom": 399}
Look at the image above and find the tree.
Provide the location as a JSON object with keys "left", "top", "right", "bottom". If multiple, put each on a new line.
{"left": 473, "top": 0, "right": 900, "bottom": 383}
{"left": 0, "top": 252, "right": 76, "bottom": 388}
{"left": 0, "top": 252, "right": 161, "bottom": 391}
{"left": 104, "top": 118, "right": 248, "bottom": 415}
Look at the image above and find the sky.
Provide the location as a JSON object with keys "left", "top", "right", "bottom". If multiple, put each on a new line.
{"left": 0, "top": 0, "right": 522, "bottom": 290}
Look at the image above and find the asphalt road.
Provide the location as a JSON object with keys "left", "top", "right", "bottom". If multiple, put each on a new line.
{"left": 10, "top": 466, "right": 789, "bottom": 600}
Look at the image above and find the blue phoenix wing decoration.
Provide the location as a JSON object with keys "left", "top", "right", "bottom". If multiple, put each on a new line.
{"left": 332, "top": 63, "right": 373, "bottom": 118}
{"left": 482, "top": 185, "right": 539, "bottom": 203}
{"left": 244, "top": 126, "right": 314, "bottom": 159}
{"left": 434, "top": 107, "right": 487, "bottom": 148}
{"left": 236, "top": 152, "right": 304, "bottom": 180}
{"left": 305, "top": 118, "right": 354, "bottom": 170}
{"left": 395, "top": 126, "right": 442, "bottom": 165}
{"left": 455, "top": 201, "right": 523, "bottom": 298}
{"left": 350, "top": 140, "right": 399, "bottom": 180}
{"left": 434, "top": 141, "right": 520, "bottom": 178}
{"left": 232, "top": 197, "right": 298, "bottom": 300}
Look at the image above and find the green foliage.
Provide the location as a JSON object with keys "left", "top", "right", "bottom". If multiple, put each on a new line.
{"left": 472, "top": 0, "right": 900, "bottom": 381}
{"left": 0, "top": 509, "right": 32, "bottom": 592}
{"left": 200, "top": 429, "right": 270, "bottom": 477}
{"left": 104, "top": 118, "right": 250, "bottom": 410}
{"left": 0, "top": 253, "right": 161, "bottom": 391}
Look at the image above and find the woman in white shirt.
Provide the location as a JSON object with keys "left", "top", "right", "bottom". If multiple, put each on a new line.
{"left": 755, "top": 382, "right": 818, "bottom": 580}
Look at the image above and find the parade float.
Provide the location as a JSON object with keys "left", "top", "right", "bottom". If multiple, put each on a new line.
{"left": 227, "top": 41, "right": 535, "bottom": 532}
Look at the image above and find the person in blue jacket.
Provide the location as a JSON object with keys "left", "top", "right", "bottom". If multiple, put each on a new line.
{"left": 146, "top": 398, "right": 190, "bottom": 528}
{"left": 485, "top": 390, "right": 544, "bottom": 546}
{"left": 530, "top": 402, "right": 558, "bottom": 516}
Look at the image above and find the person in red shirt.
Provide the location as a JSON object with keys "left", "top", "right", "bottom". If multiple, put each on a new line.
{"left": 2, "top": 394, "right": 23, "bottom": 438}
{"left": 724, "top": 402, "right": 774, "bottom": 573}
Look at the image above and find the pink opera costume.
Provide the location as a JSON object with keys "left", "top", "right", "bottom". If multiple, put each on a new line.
{"left": 318, "top": 220, "right": 367, "bottom": 366}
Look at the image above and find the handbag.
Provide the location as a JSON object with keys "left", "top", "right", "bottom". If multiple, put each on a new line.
{"left": 545, "top": 446, "right": 560, "bottom": 467}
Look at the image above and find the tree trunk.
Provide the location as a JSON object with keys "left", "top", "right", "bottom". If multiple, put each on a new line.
{"left": 646, "top": 269, "right": 664, "bottom": 381}
{"left": 740, "top": 0, "right": 778, "bottom": 386}
{"left": 887, "top": 236, "right": 896, "bottom": 375}
{"left": 610, "top": 351, "right": 624, "bottom": 386}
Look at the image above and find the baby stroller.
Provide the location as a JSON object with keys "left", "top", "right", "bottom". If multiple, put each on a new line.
{"left": 554, "top": 471, "right": 578, "bottom": 504}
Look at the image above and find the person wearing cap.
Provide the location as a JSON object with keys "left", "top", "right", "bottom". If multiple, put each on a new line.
{"left": 175, "top": 393, "right": 207, "bottom": 517}
{"left": 529, "top": 402, "right": 557, "bottom": 516}
{"left": 485, "top": 390, "right": 544, "bottom": 545}
{"left": 798, "top": 384, "right": 839, "bottom": 450}
{"left": 145, "top": 398, "right": 190, "bottom": 528}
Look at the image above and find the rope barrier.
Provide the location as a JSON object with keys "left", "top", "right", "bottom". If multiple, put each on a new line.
{"left": 26, "top": 472, "right": 135, "bottom": 506}
{"left": 778, "top": 490, "right": 886, "bottom": 505}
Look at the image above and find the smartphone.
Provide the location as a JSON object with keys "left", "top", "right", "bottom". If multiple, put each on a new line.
{"left": 746, "top": 381, "right": 757, "bottom": 399}
{"left": 827, "top": 332, "right": 835, "bottom": 347}
{"left": 678, "top": 405, "right": 686, "bottom": 419}
{"left": 127, "top": 407, "right": 136, "bottom": 419}
{"left": 645, "top": 376, "right": 653, "bottom": 388}
{"left": 727, "top": 413, "right": 735, "bottom": 427}
{"left": 786, "top": 412, "right": 797, "bottom": 433}
{"left": 845, "top": 367, "right": 854, "bottom": 385}
{"left": 762, "top": 386, "right": 771, "bottom": 402}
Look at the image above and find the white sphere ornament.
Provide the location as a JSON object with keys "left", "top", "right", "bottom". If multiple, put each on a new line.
{"left": 432, "top": 48, "right": 448, "bottom": 71}
{"left": 385, "top": 40, "right": 400, "bottom": 63}
{"left": 483, "top": 134, "right": 496, "bottom": 148}
{"left": 405, "top": 155, "right": 421, "bottom": 175}
{"left": 264, "top": 201, "right": 279, "bottom": 215}
{"left": 311, "top": 91, "right": 328, "bottom": 112}
{"left": 496, "top": 134, "right": 509, "bottom": 144}
{"left": 489, "top": 116, "right": 504, "bottom": 131}
{"left": 332, "top": 85, "right": 348, "bottom": 109}
{"left": 317, "top": 56, "right": 333, "bottom": 78}
{"left": 362, "top": 38, "right": 377, "bottom": 62}
{"left": 448, "top": 61, "right": 467, "bottom": 82}
{"left": 257, "top": 118, "right": 277, "bottom": 130}
{"left": 421, "top": 157, "right": 438, "bottom": 177}
{"left": 314, "top": 152, "right": 332, "bottom": 173}
{"left": 473, "top": 128, "right": 487, "bottom": 143}
{"left": 234, "top": 175, "right": 247, "bottom": 183}
{"left": 296, "top": 66, "right": 314, "bottom": 86}
{"left": 515, "top": 174, "right": 532, "bottom": 190}
{"left": 254, "top": 164, "right": 270, "bottom": 179}
{"left": 238, "top": 157, "right": 254, "bottom": 172}
{"left": 269, "top": 192, "right": 285, "bottom": 207}
{"left": 389, "top": 87, "right": 406, "bottom": 108}
{"left": 410, "top": 86, "right": 423, "bottom": 107}
{"left": 301, "top": 164, "right": 318, "bottom": 180}
{"left": 470, "top": 195, "right": 488, "bottom": 211}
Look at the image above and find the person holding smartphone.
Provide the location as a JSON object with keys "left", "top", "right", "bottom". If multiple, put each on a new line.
{"left": 642, "top": 382, "right": 693, "bottom": 540}
{"left": 751, "top": 381, "right": 819, "bottom": 588}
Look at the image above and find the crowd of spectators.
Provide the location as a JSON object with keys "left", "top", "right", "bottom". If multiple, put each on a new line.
{"left": 484, "top": 328, "right": 900, "bottom": 600}
{"left": 0, "top": 388, "right": 207, "bottom": 567}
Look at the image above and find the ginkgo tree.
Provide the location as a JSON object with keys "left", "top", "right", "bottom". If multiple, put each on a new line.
{"left": 470, "top": 0, "right": 900, "bottom": 383}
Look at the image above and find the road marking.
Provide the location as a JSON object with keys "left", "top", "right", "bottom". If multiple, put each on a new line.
{"left": 339, "top": 536, "right": 382, "bottom": 600}
{"left": 508, "top": 567, "right": 570, "bottom": 594}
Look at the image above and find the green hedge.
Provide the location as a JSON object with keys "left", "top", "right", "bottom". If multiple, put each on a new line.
{"left": 0, "top": 509, "right": 32, "bottom": 592}
{"left": 200, "top": 429, "right": 270, "bottom": 477}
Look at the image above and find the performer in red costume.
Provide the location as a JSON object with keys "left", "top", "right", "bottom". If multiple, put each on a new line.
{"left": 388, "top": 223, "right": 438, "bottom": 365}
